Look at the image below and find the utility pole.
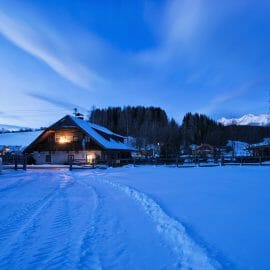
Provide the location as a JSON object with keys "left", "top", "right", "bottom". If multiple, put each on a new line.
{"left": 268, "top": 91, "right": 270, "bottom": 115}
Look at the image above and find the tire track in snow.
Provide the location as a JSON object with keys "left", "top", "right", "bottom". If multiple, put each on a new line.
{"left": 27, "top": 173, "right": 81, "bottom": 269}
{"left": 0, "top": 187, "right": 59, "bottom": 268}
{"left": 86, "top": 171, "right": 175, "bottom": 270}
{"left": 0, "top": 172, "right": 75, "bottom": 269}
{"left": 39, "top": 183, "right": 74, "bottom": 269}
{"left": 0, "top": 178, "right": 35, "bottom": 194}
{"left": 95, "top": 173, "right": 220, "bottom": 270}
{"left": 76, "top": 171, "right": 133, "bottom": 269}
{"left": 77, "top": 178, "right": 102, "bottom": 270}
{"left": 29, "top": 172, "right": 101, "bottom": 270}
{"left": 0, "top": 186, "right": 59, "bottom": 243}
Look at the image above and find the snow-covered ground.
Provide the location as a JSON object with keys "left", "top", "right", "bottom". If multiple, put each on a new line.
{"left": 0, "top": 166, "right": 269, "bottom": 269}
{"left": 0, "top": 130, "right": 42, "bottom": 150}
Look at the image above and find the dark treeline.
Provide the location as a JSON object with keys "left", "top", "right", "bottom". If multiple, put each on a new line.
{"left": 89, "top": 107, "right": 270, "bottom": 155}
{"left": 90, "top": 106, "right": 181, "bottom": 155}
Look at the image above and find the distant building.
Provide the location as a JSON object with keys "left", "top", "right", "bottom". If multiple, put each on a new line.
{"left": 24, "top": 115, "right": 135, "bottom": 164}
{"left": 193, "top": 144, "right": 215, "bottom": 158}
{"left": 248, "top": 144, "right": 270, "bottom": 158}
{"left": 0, "top": 145, "right": 9, "bottom": 156}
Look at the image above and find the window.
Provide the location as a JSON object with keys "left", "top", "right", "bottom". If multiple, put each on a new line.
{"left": 73, "top": 136, "right": 79, "bottom": 142}
{"left": 48, "top": 136, "right": 53, "bottom": 142}
{"left": 45, "top": 155, "right": 51, "bottom": 163}
{"left": 68, "top": 155, "right": 74, "bottom": 162}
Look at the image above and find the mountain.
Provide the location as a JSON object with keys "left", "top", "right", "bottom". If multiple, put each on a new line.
{"left": 0, "top": 124, "right": 30, "bottom": 132}
{"left": 218, "top": 114, "right": 270, "bottom": 126}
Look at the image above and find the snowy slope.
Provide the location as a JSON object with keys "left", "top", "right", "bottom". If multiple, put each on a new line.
{"left": 0, "top": 130, "right": 42, "bottom": 148}
{"left": 218, "top": 114, "right": 270, "bottom": 126}
{"left": 0, "top": 166, "right": 270, "bottom": 269}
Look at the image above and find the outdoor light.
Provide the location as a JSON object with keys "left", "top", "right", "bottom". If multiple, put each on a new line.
{"left": 87, "top": 154, "right": 95, "bottom": 163}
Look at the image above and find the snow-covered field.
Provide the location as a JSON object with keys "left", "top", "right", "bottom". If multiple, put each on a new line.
{"left": 0, "top": 166, "right": 269, "bottom": 269}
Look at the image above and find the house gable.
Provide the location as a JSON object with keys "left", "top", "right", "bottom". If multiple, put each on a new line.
{"left": 24, "top": 115, "right": 135, "bottom": 153}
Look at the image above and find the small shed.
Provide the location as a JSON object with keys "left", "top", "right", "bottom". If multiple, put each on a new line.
{"left": 194, "top": 144, "right": 215, "bottom": 157}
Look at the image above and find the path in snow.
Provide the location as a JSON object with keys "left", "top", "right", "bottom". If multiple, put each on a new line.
{"left": 89, "top": 170, "right": 219, "bottom": 270}
{"left": 0, "top": 170, "right": 218, "bottom": 269}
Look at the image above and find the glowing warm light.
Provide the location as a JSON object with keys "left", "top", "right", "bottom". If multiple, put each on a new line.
{"left": 59, "top": 136, "right": 68, "bottom": 144}
{"left": 87, "top": 154, "right": 95, "bottom": 163}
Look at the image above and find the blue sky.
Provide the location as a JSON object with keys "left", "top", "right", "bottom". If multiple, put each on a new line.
{"left": 0, "top": 0, "right": 270, "bottom": 128}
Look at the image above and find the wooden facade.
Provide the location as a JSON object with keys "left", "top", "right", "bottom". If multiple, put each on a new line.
{"left": 249, "top": 145, "right": 270, "bottom": 157}
{"left": 24, "top": 115, "right": 133, "bottom": 164}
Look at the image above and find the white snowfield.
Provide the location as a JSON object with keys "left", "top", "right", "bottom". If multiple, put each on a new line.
{"left": 0, "top": 166, "right": 269, "bottom": 269}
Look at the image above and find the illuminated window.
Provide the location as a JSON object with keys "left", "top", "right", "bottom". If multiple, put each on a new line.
{"left": 56, "top": 135, "right": 71, "bottom": 144}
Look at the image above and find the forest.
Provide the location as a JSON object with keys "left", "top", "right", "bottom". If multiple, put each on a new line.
{"left": 89, "top": 106, "right": 270, "bottom": 156}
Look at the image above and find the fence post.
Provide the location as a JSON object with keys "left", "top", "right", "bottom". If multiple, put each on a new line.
{"left": 69, "top": 161, "right": 73, "bottom": 171}
{"left": 0, "top": 157, "right": 2, "bottom": 174}
{"left": 23, "top": 156, "right": 27, "bottom": 171}
{"left": 14, "top": 156, "right": 18, "bottom": 171}
{"left": 220, "top": 155, "right": 224, "bottom": 166}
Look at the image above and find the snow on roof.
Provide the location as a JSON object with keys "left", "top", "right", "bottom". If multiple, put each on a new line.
{"left": 250, "top": 138, "right": 270, "bottom": 148}
{"left": 0, "top": 131, "right": 43, "bottom": 150}
{"left": 227, "top": 140, "right": 251, "bottom": 156}
{"left": 69, "top": 116, "right": 135, "bottom": 151}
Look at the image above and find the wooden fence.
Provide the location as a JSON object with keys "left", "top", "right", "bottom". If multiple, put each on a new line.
{"left": 1, "top": 154, "right": 270, "bottom": 170}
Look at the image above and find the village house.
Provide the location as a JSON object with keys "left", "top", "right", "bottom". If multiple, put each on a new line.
{"left": 23, "top": 115, "right": 135, "bottom": 164}
{"left": 248, "top": 144, "right": 270, "bottom": 158}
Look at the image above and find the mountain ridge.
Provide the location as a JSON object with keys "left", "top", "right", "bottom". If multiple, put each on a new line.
{"left": 0, "top": 124, "right": 30, "bottom": 132}
{"left": 218, "top": 114, "right": 270, "bottom": 126}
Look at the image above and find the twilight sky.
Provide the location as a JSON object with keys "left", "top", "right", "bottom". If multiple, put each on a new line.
{"left": 0, "top": 0, "right": 270, "bottom": 128}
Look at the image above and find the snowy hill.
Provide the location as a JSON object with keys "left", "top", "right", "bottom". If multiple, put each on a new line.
{"left": 218, "top": 114, "right": 270, "bottom": 126}
{"left": 0, "top": 124, "right": 30, "bottom": 132}
{"left": 0, "top": 130, "right": 42, "bottom": 150}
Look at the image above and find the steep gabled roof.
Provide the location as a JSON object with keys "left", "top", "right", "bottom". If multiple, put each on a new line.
{"left": 68, "top": 116, "right": 134, "bottom": 150}
{"left": 25, "top": 115, "right": 135, "bottom": 152}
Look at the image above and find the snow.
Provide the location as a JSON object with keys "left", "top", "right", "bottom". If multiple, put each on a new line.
{"left": 70, "top": 116, "right": 135, "bottom": 151}
{"left": 0, "top": 131, "right": 42, "bottom": 150}
{"left": 250, "top": 137, "right": 270, "bottom": 147}
{"left": 226, "top": 140, "right": 251, "bottom": 156}
{"left": 0, "top": 166, "right": 269, "bottom": 269}
{"left": 218, "top": 114, "right": 270, "bottom": 126}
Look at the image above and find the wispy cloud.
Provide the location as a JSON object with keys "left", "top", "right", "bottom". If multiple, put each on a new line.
{"left": 0, "top": 11, "right": 103, "bottom": 90}
{"left": 136, "top": 0, "right": 205, "bottom": 65}
{"left": 163, "top": 0, "right": 203, "bottom": 46}
{"left": 199, "top": 77, "right": 270, "bottom": 114}
{"left": 0, "top": 111, "right": 23, "bottom": 120}
{"left": 28, "top": 92, "right": 87, "bottom": 113}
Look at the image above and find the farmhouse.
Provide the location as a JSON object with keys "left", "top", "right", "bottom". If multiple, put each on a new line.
{"left": 24, "top": 115, "right": 135, "bottom": 164}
